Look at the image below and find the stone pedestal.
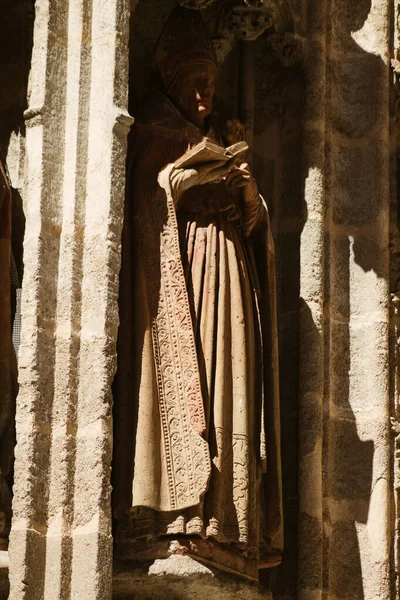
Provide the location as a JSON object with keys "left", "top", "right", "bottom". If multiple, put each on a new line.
{"left": 113, "top": 556, "right": 273, "bottom": 600}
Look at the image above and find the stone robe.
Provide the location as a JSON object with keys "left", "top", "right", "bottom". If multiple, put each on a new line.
{"left": 113, "top": 91, "right": 283, "bottom": 576}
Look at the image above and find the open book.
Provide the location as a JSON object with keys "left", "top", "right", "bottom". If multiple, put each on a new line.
{"left": 175, "top": 139, "right": 249, "bottom": 169}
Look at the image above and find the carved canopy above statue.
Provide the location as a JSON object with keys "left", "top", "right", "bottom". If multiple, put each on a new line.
{"left": 177, "top": 0, "right": 297, "bottom": 33}
{"left": 176, "top": 0, "right": 299, "bottom": 63}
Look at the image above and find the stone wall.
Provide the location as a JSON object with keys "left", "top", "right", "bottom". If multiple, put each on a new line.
{"left": 299, "top": 1, "right": 392, "bottom": 599}
{"left": 0, "top": 0, "right": 398, "bottom": 599}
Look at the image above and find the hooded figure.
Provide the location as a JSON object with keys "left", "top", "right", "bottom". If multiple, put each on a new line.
{"left": 113, "top": 6, "right": 283, "bottom": 579}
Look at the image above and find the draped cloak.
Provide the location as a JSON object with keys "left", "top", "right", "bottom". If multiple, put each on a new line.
{"left": 113, "top": 92, "right": 283, "bottom": 574}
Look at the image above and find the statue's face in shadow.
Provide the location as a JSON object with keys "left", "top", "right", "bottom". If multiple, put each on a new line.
{"left": 168, "top": 62, "right": 215, "bottom": 128}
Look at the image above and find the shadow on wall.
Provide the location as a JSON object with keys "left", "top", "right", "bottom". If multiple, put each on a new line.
{"left": 300, "top": 0, "right": 384, "bottom": 599}
{"left": 330, "top": 0, "right": 387, "bottom": 279}
{"left": 299, "top": 300, "right": 374, "bottom": 600}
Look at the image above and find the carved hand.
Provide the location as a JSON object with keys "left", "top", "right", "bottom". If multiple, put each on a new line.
{"left": 226, "top": 162, "right": 257, "bottom": 196}
{"left": 226, "top": 163, "right": 264, "bottom": 235}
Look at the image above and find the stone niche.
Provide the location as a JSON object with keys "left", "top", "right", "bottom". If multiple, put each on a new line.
{"left": 111, "top": 0, "right": 303, "bottom": 598}
{"left": 0, "top": 0, "right": 304, "bottom": 597}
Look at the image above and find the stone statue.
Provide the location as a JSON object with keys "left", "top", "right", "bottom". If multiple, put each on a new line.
{"left": 113, "top": 6, "right": 283, "bottom": 580}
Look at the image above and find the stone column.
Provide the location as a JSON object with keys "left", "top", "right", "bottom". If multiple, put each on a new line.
{"left": 298, "top": 0, "right": 327, "bottom": 595}
{"left": 299, "top": 1, "right": 392, "bottom": 599}
{"left": 8, "top": 0, "right": 133, "bottom": 598}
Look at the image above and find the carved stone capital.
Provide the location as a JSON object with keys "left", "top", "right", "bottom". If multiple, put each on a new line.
{"left": 212, "top": 0, "right": 297, "bottom": 63}
{"left": 174, "top": 0, "right": 300, "bottom": 63}
{"left": 213, "top": 6, "right": 274, "bottom": 62}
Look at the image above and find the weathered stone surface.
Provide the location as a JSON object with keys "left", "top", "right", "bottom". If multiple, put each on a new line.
{"left": 329, "top": 234, "right": 388, "bottom": 320}
{"left": 297, "top": 512, "right": 323, "bottom": 592}
{"left": 331, "top": 57, "right": 388, "bottom": 138}
{"left": 299, "top": 3, "right": 391, "bottom": 600}
{"left": 329, "top": 520, "right": 366, "bottom": 600}
{"left": 8, "top": 0, "right": 132, "bottom": 598}
{"left": 113, "top": 556, "right": 273, "bottom": 600}
{"left": 330, "top": 142, "right": 388, "bottom": 227}
{"left": 331, "top": 0, "right": 390, "bottom": 57}
{"left": 328, "top": 417, "right": 375, "bottom": 502}
{"left": 302, "top": 39, "right": 326, "bottom": 125}
{"left": 304, "top": 0, "right": 326, "bottom": 36}
{"left": 300, "top": 217, "right": 325, "bottom": 302}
